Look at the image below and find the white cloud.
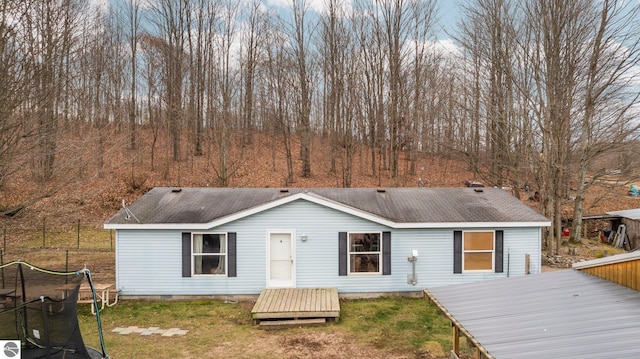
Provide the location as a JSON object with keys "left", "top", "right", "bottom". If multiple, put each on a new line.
{"left": 431, "top": 38, "right": 461, "bottom": 57}
{"left": 265, "top": 0, "right": 290, "bottom": 9}
{"left": 265, "top": 0, "right": 352, "bottom": 16}
{"left": 310, "top": 0, "right": 352, "bottom": 15}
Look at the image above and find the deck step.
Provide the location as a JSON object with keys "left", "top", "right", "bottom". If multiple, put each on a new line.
{"left": 258, "top": 318, "right": 327, "bottom": 328}
{"left": 251, "top": 288, "right": 340, "bottom": 324}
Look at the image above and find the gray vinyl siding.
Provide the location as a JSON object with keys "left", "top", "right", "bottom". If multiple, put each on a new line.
{"left": 116, "top": 199, "right": 542, "bottom": 296}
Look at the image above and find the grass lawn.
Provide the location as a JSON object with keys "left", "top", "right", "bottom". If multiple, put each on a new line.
{"left": 77, "top": 297, "right": 458, "bottom": 359}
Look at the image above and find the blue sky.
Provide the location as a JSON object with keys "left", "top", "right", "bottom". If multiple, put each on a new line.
{"left": 436, "top": 0, "right": 461, "bottom": 40}
{"left": 95, "top": 0, "right": 462, "bottom": 40}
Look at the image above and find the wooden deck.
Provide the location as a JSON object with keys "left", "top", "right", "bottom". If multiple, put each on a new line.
{"left": 251, "top": 288, "right": 340, "bottom": 325}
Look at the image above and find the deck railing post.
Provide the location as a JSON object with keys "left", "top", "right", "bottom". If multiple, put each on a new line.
{"left": 452, "top": 323, "right": 460, "bottom": 356}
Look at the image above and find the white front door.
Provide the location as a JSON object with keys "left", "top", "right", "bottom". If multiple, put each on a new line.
{"left": 267, "top": 231, "right": 295, "bottom": 288}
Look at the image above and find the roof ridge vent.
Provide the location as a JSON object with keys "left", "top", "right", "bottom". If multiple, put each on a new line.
{"left": 377, "top": 188, "right": 386, "bottom": 193}
{"left": 474, "top": 188, "right": 484, "bottom": 193}
{"left": 171, "top": 188, "right": 182, "bottom": 193}
{"left": 280, "top": 188, "right": 289, "bottom": 193}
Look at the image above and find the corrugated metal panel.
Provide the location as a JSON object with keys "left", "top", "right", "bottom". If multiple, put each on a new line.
{"left": 425, "top": 270, "right": 640, "bottom": 359}
{"left": 607, "top": 208, "right": 640, "bottom": 220}
{"left": 116, "top": 200, "right": 542, "bottom": 296}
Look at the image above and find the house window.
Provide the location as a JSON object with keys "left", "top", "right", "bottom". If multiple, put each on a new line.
{"left": 348, "top": 232, "right": 381, "bottom": 274}
{"left": 192, "top": 233, "right": 226, "bottom": 275}
{"left": 463, "top": 231, "right": 494, "bottom": 272}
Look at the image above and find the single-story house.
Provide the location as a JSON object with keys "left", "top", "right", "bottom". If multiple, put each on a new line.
{"left": 103, "top": 187, "right": 550, "bottom": 298}
{"left": 424, "top": 251, "right": 640, "bottom": 359}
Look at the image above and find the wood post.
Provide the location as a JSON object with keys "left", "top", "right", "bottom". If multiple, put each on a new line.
{"left": 452, "top": 323, "right": 460, "bottom": 356}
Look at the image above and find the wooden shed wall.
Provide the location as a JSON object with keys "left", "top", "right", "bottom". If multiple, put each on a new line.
{"left": 578, "top": 259, "right": 640, "bottom": 291}
{"left": 622, "top": 218, "right": 639, "bottom": 249}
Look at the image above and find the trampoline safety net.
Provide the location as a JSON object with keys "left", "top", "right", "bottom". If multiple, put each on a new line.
{"left": 0, "top": 261, "right": 106, "bottom": 359}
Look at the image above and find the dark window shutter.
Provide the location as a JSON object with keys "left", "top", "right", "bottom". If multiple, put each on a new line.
{"left": 382, "top": 231, "right": 391, "bottom": 275}
{"left": 453, "top": 231, "right": 462, "bottom": 274}
{"left": 339, "top": 232, "right": 347, "bottom": 276}
{"left": 227, "top": 232, "right": 237, "bottom": 277}
{"left": 182, "top": 232, "right": 191, "bottom": 277}
{"left": 495, "top": 230, "right": 504, "bottom": 273}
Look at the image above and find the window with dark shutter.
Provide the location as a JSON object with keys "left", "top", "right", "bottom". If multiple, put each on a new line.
{"left": 495, "top": 230, "right": 504, "bottom": 273}
{"left": 455, "top": 230, "right": 503, "bottom": 273}
{"left": 382, "top": 231, "right": 391, "bottom": 275}
{"left": 453, "top": 231, "right": 462, "bottom": 274}
{"left": 228, "top": 232, "right": 237, "bottom": 277}
{"left": 182, "top": 232, "right": 191, "bottom": 277}
{"left": 341, "top": 231, "right": 388, "bottom": 275}
{"left": 339, "top": 232, "right": 347, "bottom": 276}
{"left": 183, "top": 232, "right": 237, "bottom": 277}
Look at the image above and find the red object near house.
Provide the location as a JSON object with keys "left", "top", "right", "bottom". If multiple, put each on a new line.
{"left": 562, "top": 228, "right": 570, "bottom": 237}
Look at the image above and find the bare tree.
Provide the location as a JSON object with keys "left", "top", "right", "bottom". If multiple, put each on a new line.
{"left": 569, "top": 0, "right": 640, "bottom": 242}
{"left": 153, "top": 0, "right": 187, "bottom": 162}
{"left": 353, "top": 0, "right": 387, "bottom": 183}
{"left": 140, "top": 34, "right": 166, "bottom": 171}
{"left": 319, "top": 0, "right": 351, "bottom": 185}
{"left": 381, "top": 0, "right": 411, "bottom": 179}
{"left": 26, "top": 0, "right": 87, "bottom": 182}
{"left": 455, "top": 0, "right": 527, "bottom": 191}
{"left": 239, "top": 0, "right": 266, "bottom": 145}
{"left": 89, "top": 10, "right": 109, "bottom": 177}
{"left": 0, "top": 0, "right": 33, "bottom": 187}
{"left": 264, "top": 23, "right": 296, "bottom": 185}
{"left": 405, "top": 0, "right": 438, "bottom": 179}
{"left": 524, "top": 0, "right": 592, "bottom": 254}
{"left": 185, "top": 0, "right": 209, "bottom": 157}
{"left": 125, "top": 0, "right": 142, "bottom": 150}
{"left": 287, "top": 0, "right": 314, "bottom": 178}
{"left": 211, "top": 0, "right": 241, "bottom": 187}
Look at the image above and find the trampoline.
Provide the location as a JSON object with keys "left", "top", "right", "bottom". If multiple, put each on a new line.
{"left": 0, "top": 260, "right": 109, "bottom": 358}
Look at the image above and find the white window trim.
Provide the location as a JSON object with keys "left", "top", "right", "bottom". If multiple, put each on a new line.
{"left": 462, "top": 230, "right": 495, "bottom": 273}
{"left": 192, "top": 232, "right": 228, "bottom": 277}
{"left": 347, "top": 231, "right": 383, "bottom": 275}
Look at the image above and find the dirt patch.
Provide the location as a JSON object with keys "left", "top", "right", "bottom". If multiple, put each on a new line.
{"left": 281, "top": 331, "right": 368, "bottom": 358}
{"left": 275, "top": 330, "right": 435, "bottom": 359}
{"left": 203, "top": 329, "right": 416, "bottom": 359}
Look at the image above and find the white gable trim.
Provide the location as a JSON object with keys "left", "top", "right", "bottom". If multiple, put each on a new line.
{"left": 104, "top": 192, "right": 551, "bottom": 230}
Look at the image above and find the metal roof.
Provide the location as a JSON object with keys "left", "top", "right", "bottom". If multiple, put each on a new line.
{"left": 607, "top": 208, "right": 640, "bottom": 220}
{"left": 105, "top": 187, "right": 550, "bottom": 228}
{"left": 424, "top": 270, "right": 640, "bottom": 359}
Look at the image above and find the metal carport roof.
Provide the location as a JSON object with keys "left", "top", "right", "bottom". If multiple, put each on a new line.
{"left": 607, "top": 208, "right": 640, "bottom": 220}
{"left": 424, "top": 270, "right": 640, "bottom": 359}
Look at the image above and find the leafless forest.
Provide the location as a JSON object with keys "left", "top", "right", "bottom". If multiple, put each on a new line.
{"left": 1, "top": 0, "right": 640, "bottom": 254}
